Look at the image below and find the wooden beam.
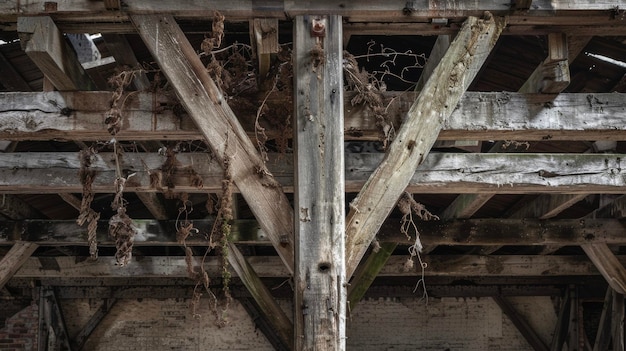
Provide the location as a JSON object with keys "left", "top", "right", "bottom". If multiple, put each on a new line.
{"left": 0, "top": 194, "right": 41, "bottom": 219}
{"left": 2, "top": 1, "right": 626, "bottom": 24}
{"left": 11, "top": 254, "right": 626, "bottom": 279}
{"left": 0, "top": 242, "right": 38, "bottom": 290}
{"left": 250, "top": 18, "right": 279, "bottom": 86}
{"left": 101, "top": 34, "right": 151, "bottom": 90}
{"left": 519, "top": 33, "right": 570, "bottom": 93}
{"left": 135, "top": 192, "right": 168, "bottom": 220}
{"left": 493, "top": 296, "right": 549, "bottom": 351}
{"left": 71, "top": 298, "right": 116, "bottom": 351}
{"left": 414, "top": 35, "right": 450, "bottom": 91}
{"left": 239, "top": 298, "right": 291, "bottom": 351}
{"left": 345, "top": 13, "right": 505, "bottom": 277}
{"left": 39, "top": 287, "right": 72, "bottom": 351}
{"left": 593, "top": 288, "right": 613, "bottom": 351}
{"left": 3, "top": 152, "right": 626, "bottom": 194}
{"left": 439, "top": 193, "right": 492, "bottom": 220}
{"left": 2, "top": 218, "right": 624, "bottom": 247}
{"left": 347, "top": 242, "right": 396, "bottom": 310}
{"left": 6, "top": 91, "right": 626, "bottom": 142}
{"left": 228, "top": 243, "right": 293, "bottom": 348}
{"left": 582, "top": 195, "right": 626, "bottom": 297}
{"left": 17, "top": 16, "right": 95, "bottom": 91}
{"left": 507, "top": 194, "right": 588, "bottom": 219}
{"left": 550, "top": 292, "right": 571, "bottom": 351}
{"left": 293, "top": 15, "right": 345, "bottom": 350}
{"left": 614, "top": 291, "right": 625, "bottom": 351}
{"left": 582, "top": 244, "right": 626, "bottom": 294}
{"left": 131, "top": 14, "right": 295, "bottom": 275}
{"left": 58, "top": 193, "right": 82, "bottom": 211}
{"left": 0, "top": 50, "right": 32, "bottom": 91}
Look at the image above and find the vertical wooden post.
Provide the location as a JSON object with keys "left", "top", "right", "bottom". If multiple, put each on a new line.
{"left": 613, "top": 291, "right": 625, "bottom": 351}
{"left": 293, "top": 15, "right": 346, "bottom": 351}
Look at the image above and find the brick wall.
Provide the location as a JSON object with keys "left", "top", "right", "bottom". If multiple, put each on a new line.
{"left": 0, "top": 295, "right": 557, "bottom": 350}
{"left": 0, "top": 303, "right": 38, "bottom": 351}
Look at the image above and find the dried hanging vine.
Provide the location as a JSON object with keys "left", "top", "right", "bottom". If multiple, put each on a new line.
{"left": 396, "top": 191, "right": 439, "bottom": 302}
{"left": 108, "top": 141, "right": 137, "bottom": 266}
{"left": 77, "top": 147, "right": 100, "bottom": 260}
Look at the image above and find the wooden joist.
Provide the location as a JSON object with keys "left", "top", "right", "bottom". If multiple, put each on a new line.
{"left": 2, "top": 152, "right": 626, "bottom": 194}
{"left": 507, "top": 194, "right": 588, "bottom": 220}
{"left": 1, "top": 1, "right": 626, "bottom": 25}
{"left": 1, "top": 218, "right": 623, "bottom": 247}
{"left": 131, "top": 14, "right": 295, "bottom": 275}
{"left": 581, "top": 244, "right": 626, "bottom": 294}
{"left": 228, "top": 243, "right": 293, "bottom": 348}
{"left": 493, "top": 296, "right": 549, "bottom": 351}
{"left": 0, "top": 194, "right": 41, "bottom": 219}
{"left": 3, "top": 91, "right": 626, "bottom": 141}
{"left": 519, "top": 33, "right": 570, "bottom": 94}
{"left": 101, "top": 34, "right": 151, "bottom": 90}
{"left": 17, "top": 16, "right": 95, "bottom": 91}
{"left": 0, "top": 242, "right": 38, "bottom": 290}
{"left": 10, "top": 254, "right": 626, "bottom": 279}
{"left": 293, "top": 15, "right": 346, "bottom": 350}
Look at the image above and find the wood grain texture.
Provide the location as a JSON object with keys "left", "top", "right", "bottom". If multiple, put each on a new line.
{"left": 2, "top": 152, "right": 626, "bottom": 194}
{"left": 345, "top": 13, "right": 505, "bottom": 278}
{"left": 131, "top": 14, "right": 295, "bottom": 275}
{"left": 228, "top": 243, "right": 293, "bottom": 348}
{"left": 4, "top": 91, "right": 626, "bottom": 141}
{"left": 17, "top": 16, "right": 95, "bottom": 91}
{"left": 293, "top": 15, "right": 345, "bottom": 351}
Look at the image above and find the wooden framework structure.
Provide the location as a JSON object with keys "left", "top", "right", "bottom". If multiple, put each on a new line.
{"left": 3, "top": 1, "right": 626, "bottom": 349}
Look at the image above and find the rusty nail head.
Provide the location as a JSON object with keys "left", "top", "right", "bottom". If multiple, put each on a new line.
{"left": 311, "top": 18, "right": 326, "bottom": 37}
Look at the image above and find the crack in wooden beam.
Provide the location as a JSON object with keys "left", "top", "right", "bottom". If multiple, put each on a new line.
{"left": 2, "top": 152, "right": 626, "bottom": 194}
{"left": 5, "top": 91, "right": 626, "bottom": 141}
{"left": 131, "top": 14, "right": 295, "bottom": 275}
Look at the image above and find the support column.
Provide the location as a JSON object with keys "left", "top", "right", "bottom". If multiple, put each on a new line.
{"left": 293, "top": 15, "right": 345, "bottom": 351}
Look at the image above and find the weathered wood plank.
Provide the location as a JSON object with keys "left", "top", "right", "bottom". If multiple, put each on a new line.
{"left": 519, "top": 32, "right": 570, "bottom": 97}
{"left": 70, "top": 298, "right": 116, "bottom": 351}
{"left": 0, "top": 194, "right": 41, "bottom": 219}
{"left": 593, "top": 288, "right": 613, "bottom": 351}
{"left": 347, "top": 242, "right": 397, "bottom": 310}
{"left": 614, "top": 291, "right": 625, "bottom": 351}
{"left": 250, "top": 18, "right": 279, "bottom": 85}
{"left": 549, "top": 292, "right": 570, "bottom": 351}
{"left": 5, "top": 91, "right": 626, "bottom": 141}
{"left": 135, "top": 192, "right": 168, "bottom": 220}
{"left": 101, "top": 34, "right": 151, "bottom": 90}
{"left": 1, "top": 218, "right": 624, "bottom": 247}
{"left": 0, "top": 242, "right": 38, "bottom": 289}
{"left": 493, "top": 296, "right": 549, "bottom": 351}
{"left": 17, "top": 16, "right": 95, "bottom": 91}
{"left": 2, "top": 152, "right": 626, "bottom": 194}
{"left": 11, "top": 255, "right": 626, "bottom": 279}
{"left": 228, "top": 243, "right": 293, "bottom": 349}
{"left": 507, "top": 194, "right": 588, "bottom": 219}
{"left": 2, "top": 1, "right": 626, "bottom": 23}
{"left": 131, "top": 14, "right": 295, "bottom": 275}
{"left": 293, "top": 15, "right": 345, "bottom": 351}
{"left": 581, "top": 244, "right": 626, "bottom": 294}
{"left": 345, "top": 13, "right": 506, "bottom": 277}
